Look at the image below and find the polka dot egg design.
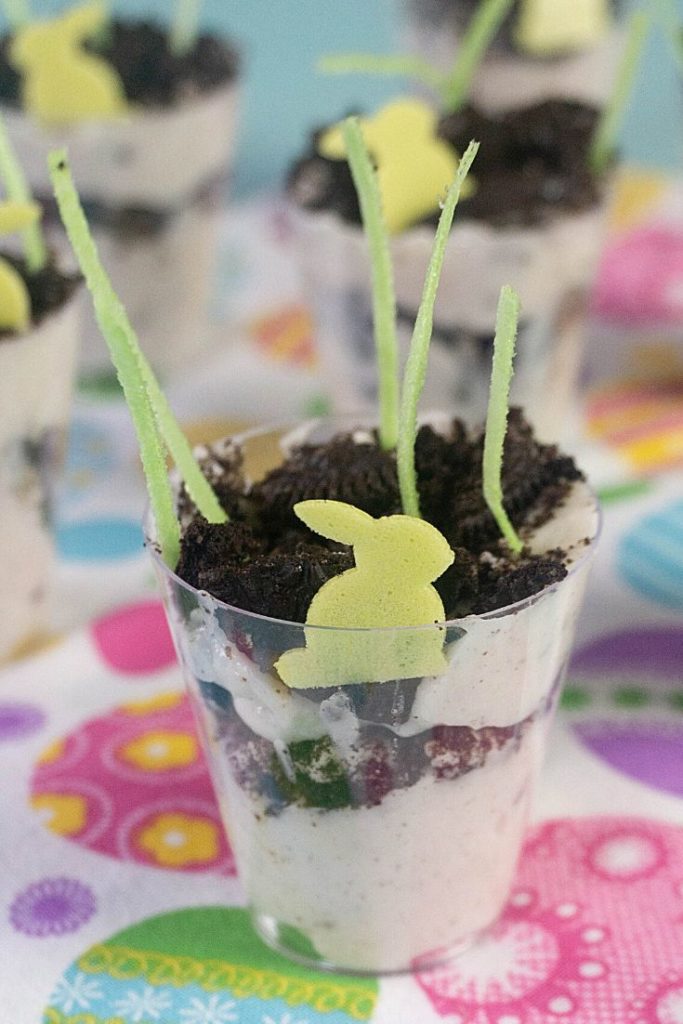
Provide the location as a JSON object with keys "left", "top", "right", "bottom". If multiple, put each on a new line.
{"left": 414, "top": 817, "right": 683, "bottom": 1024}
{"left": 30, "top": 692, "right": 234, "bottom": 875}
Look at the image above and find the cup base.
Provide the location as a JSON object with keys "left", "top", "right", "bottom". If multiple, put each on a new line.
{"left": 253, "top": 910, "right": 486, "bottom": 976}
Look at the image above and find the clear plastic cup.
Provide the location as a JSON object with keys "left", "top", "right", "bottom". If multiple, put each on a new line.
{"left": 147, "top": 418, "right": 600, "bottom": 974}
{"left": 1, "top": 70, "right": 239, "bottom": 380}
{"left": 290, "top": 195, "right": 609, "bottom": 441}
{"left": 0, "top": 284, "right": 80, "bottom": 660}
{"left": 399, "top": 0, "right": 625, "bottom": 111}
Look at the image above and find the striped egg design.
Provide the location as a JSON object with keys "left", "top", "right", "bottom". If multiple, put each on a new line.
{"left": 618, "top": 499, "right": 683, "bottom": 610}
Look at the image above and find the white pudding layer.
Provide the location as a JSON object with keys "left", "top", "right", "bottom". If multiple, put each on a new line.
{"left": 222, "top": 726, "right": 538, "bottom": 972}
{"left": 2, "top": 83, "right": 239, "bottom": 208}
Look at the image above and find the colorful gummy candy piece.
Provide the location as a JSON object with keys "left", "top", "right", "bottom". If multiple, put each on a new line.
{"left": 319, "top": 99, "right": 469, "bottom": 235}
{"left": 0, "top": 199, "right": 40, "bottom": 331}
{"left": 10, "top": 2, "right": 127, "bottom": 125}
{"left": 274, "top": 500, "right": 454, "bottom": 689}
{"left": 514, "top": 0, "right": 611, "bottom": 56}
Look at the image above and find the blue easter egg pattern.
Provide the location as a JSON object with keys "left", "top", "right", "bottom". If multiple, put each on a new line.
{"left": 56, "top": 517, "right": 143, "bottom": 562}
{"left": 618, "top": 499, "right": 683, "bottom": 610}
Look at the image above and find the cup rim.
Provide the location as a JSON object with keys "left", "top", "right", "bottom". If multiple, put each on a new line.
{"left": 146, "top": 415, "right": 602, "bottom": 635}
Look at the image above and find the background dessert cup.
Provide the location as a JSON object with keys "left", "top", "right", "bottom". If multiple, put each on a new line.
{"left": 0, "top": 21, "right": 240, "bottom": 379}
{"left": 399, "top": 0, "right": 626, "bottom": 111}
{"left": 0, "top": 263, "right": 80, "bottom": 660}
{"left": 148, "top": 417, "right": 600, "bottom": 974}
{"left": 289, "top": 102, "right": 610, "bottom": 441}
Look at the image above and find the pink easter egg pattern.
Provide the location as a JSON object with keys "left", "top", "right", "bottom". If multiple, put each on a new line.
{"left": 30, "top": 692, "right": 234, "bottom": 876}
{"left": 414, "top": 817, "right": 683, "bottom": 1024}
{"left": 90, "top": 599, "right": 176, "bottom": 675}
{"left": 593, "top": 227, "right": 683, "bottom": 325}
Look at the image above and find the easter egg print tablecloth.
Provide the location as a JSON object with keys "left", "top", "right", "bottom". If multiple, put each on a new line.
{"left": 2, "top": 184, "right": 683, "bottom": 1023}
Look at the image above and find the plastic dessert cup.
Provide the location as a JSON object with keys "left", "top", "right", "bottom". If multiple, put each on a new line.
{"left": 1, "top": 50, "right": 239, "bottom": 379}
{"left": 0, "top": 282, "right": 80, "bottom": 661}
{"left": 148, "top": 417, "right": 600, "bottom": 974}
{"left": 399, "top": 0, "right": 625, "bottom": 111}
{"left": 290, "top": 194, "right": 608, "bottom": 440}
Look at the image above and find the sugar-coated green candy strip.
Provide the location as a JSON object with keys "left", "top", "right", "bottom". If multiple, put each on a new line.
{"left": 397, "top": 139, "right": 479, "bottom": 519}
{"left": 49, "top": 150, "right": 227, "bottom": 535}
{"left": 1, "top": 0, "right": 30, "bottom": 30}
{"left": 49, "top": 151, "right": 182, "bottom": 565}
{"left": 342, "top": 116, "right": 400, "bottom": 452}
{"left": 138, "top": 357, "right": 228, "bottom": 526}
{"left": 170, "top": 0, "right": 203, "bottom": 57}
{"left": 483, "top": 285, "right": 523, "bottom": 554}
{"left": 318, "top": 54, "right": 448, "bottom": 100}
{"left": 589, "top": 9, "right": 651, "bottom": 175}
{"left": 0, "top": 113, "right": 46, "bottom": 273}
{"left": 443, "top": 0, "right": 515, "bottom": 112}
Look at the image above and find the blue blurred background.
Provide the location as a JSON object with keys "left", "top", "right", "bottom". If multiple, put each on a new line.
{"left": 2, "top": 0, "right": 682, "bottom": 196}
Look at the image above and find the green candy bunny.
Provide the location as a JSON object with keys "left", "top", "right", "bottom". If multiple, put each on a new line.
{"left": 10, "top": 2, "right": 127, "bottom": 125}
{"left": 275, "top": 499, "right": 455, "bottom": 689}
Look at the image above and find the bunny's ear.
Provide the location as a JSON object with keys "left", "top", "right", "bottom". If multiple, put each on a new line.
{"left": 61, "top": 1, "right": 108, "bottom": 41}
{"left": 0, "top": 201, "right": 40, "bottom": 235}
{"left": 294, "top": 500, "right": 374, "bottom": 546}
{"left": 9, "top": 24, "right": 40, "bottom": 65}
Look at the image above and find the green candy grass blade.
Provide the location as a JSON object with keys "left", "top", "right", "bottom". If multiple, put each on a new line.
{"left": 482, "top": 284, "right": 523, "bottom": 554}
{"left": 138, "top": 357, "right": 228, "bottom": 525}
{"left": 49, "top": 151, "right": 179, "bottom": 565}
{"left": 397, "top": 139, "right": 479, "bottom": 518}
{"left": 443, "top": 0, "right": 515, "bottom": 112}
{"left": 589, "top": 9, "right": 651, "bottom": 175}
{"left": 342, "top": 116, "right": 400, "bottom": 451}
{"left": 49, "top": 151, "right": 226, "bottom": 565}
{"left": 170, "top": 0, "right": 202, "bottom": 56}
{"left": 0, "top": 113, "right": 47, "bottom": 273}
{"left": 49, "top": 150, "right": 226, "bottom": 531}
{"left": 1, "top": 0, "right": 30, "bottom": 30}
{"left": 318, "top": 54, "right": 448, "bottom": 101}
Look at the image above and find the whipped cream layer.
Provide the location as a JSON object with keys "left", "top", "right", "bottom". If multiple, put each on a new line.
{"left": 2, "top": 82, "right": 239, "bottom": 208}
{"left": 0, "top": 294, "right": 80, "bottom": 659}
{"left": 221, "top": 726, "right": 537, "bottom": 971}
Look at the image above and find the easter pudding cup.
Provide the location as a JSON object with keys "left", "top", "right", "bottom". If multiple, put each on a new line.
{"left": 399, "top": 0, "right": 625, "bottom": 111}
{"left": 0, "top": 3, "right": 240, "bottom": 379}
{"left": 50, "top": 120, "right": 599, "bottom": 973}
{"left": 147, "top": 412, "right": 600, "bottom": 974}
{"left": 288, "top": 96, "right": 610, "bottom": 440}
